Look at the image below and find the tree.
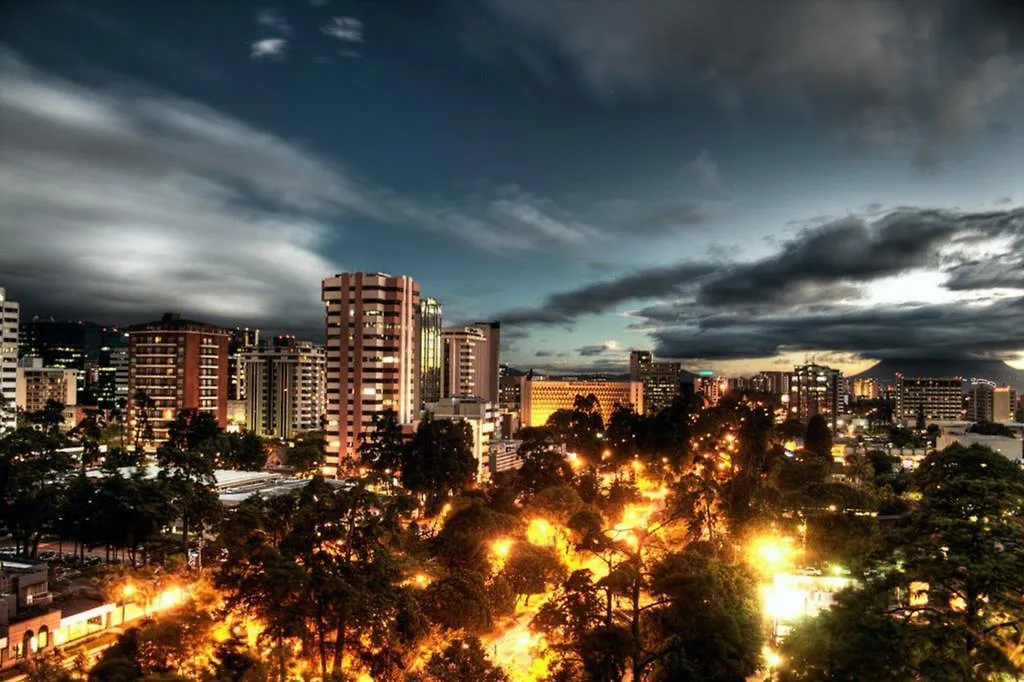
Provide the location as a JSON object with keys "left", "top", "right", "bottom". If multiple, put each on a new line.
{"left": 514, "top": 427, "right": 573, "bottom": 496}
{"left": 285, "top": 433, "right": 325, "bottom": 476}
{"left": 220, "top": 431, "right": 267, "bottom": 471}
{"left": 359, "top": 408, "right": 404, "bottom": 473}
{"left": 782, "top": 443, "right": 1024, "bottom": 681}
{"left": 157, "top": 410, "right": 221, "bottom": 560}
{"left": 132, "top": 389, "right": 156, "bottom": 454}
{"left": 502, "top": 543, "right": 566, "bottom": 606}
{"left": 642, "top": 551, "right": 762, "bottom": 682}
{"left": 546, "top": 393, "right": 605, "bottom": 460}
{"left": 401, "top": 419, "right": 476, "bottom": 511}
{"left": 422, "top": 637, "right": 508, "bottom": 682}
{"left": 804, "top": 414, "right": 832, "bottom": 459}
{"left": 421, "top": 570, "right": 493, "bottom": 633}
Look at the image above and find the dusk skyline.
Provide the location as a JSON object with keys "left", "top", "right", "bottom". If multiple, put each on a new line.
{"left": 3, "top": 0, "right": 1024, "bottom": 376}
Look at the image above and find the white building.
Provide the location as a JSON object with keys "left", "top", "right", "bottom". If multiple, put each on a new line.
{"left": 244, "top": 338, "right": 326, "bottom": 439}
{"left": 428, "top": 396, "right": 501, "bottom": 481}
{"left": 441, "top": 323, "right": 500, "bottom": 403}
{"left": 0, "top": 288, "right": 19, "bottom": 433}
{"left": 937, "top": 429, "right": 1023, "bottom": 464}
{"left": 322, "top": 273, "right": 420, "bottom": 473}
{"left": 15, "top": 357, "right": 77, "bottom": 414}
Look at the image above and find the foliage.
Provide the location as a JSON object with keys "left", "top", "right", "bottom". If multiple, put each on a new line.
{"left": 502, "top": 543, "right": 566, "bottom": 605}
{"left": 421, "top": 637, "right": 509, "bottom": 682}
{"left": 803, "top": 414, "right": 832, "bottom": 459}
{"left": 359, "top": 408, "right": 404, "bottom": 473}
{"left": 401, "top": 418, "right": 477, "bottom": 512}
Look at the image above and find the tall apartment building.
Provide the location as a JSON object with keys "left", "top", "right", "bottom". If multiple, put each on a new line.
{"left": 244, "top": 336, "right": 326, "bottom": 439}
{"left": 629, "top": 350, "right": 681, "bottom": 415}
{"left": 441, "top": 324, "right": 500, "bottom": 403}
{"left": 895, "top": 375, "right": 963, "bottom": 424}
{"left": 850, "top": 377, "right": 882, "bottom": 400}
{"left": 520, "top": 376, "right": 643, "bottom": 427}
{"left": 0, "top": 288, "right": 19, "bottom": 432}
{"left": 127, "top": 314, "right": 230, "bottom": 444}
{"left": 752, "top": 371, "right": 790, "bottom": 396}
{"left": 473, "top": 322, "right": 501, "bottom": 404}
{"left": 94, "top": 327, "right": 129, "bottom": 410}
{"left": 322, "top": 272, "right": 420, "bottom": 473}
{"left": 15, "top": 358, "right": 77, "bottom": 414}
{"left": 228, "top": 327, "right": 260, "bottom": 402}
{"left": 967, "top": 380, "right": 1018, "bottom": 423}
{"left": 787, "top": 364, "right": 842, "bottom": 430}
{"left": 419, "top": 298, "right": 443, "bottom": 405}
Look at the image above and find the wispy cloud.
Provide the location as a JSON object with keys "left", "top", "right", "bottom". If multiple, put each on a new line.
{"left": 322, "top": 17, "right": 364, "bottom": 42}
{"left": 251, "top": 38, "right": 288, "bottom": 60}
{"left": 256, "top": 8, "right": 291, "bottom": 35}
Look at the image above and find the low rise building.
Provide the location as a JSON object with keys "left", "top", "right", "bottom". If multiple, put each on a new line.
{"left": 15, "top": 357, "right": 77, "bottom": 416}
{"left": 936, "top": 428, "right": 1023, "bottom": 463}
{"left": 519, "top": 376, "right": 643, "bottom": 428}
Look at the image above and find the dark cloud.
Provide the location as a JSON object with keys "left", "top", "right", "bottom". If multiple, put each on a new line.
{"left": 652, "top": 297, "right": 1024, "bottom": 361}
{"left": 695, "top": 209, "right": 1021, "bottom": 307}
{"left": 498, "top": 262, "right": 718, "bottom": 325}
{"left": 487, "top": 0, "right": 1024, "bottom": 142}
{"left": 500, "top": 206, "right": 1024, "bottom": 327}
{"left": 534, "top": 350, "right": 553, "bottom": 357}
{"left": 575, "top": 343, "right": 620, "bottom": 357}
{"left": 944, "top": 254, "right": 1024, "bottom": 290}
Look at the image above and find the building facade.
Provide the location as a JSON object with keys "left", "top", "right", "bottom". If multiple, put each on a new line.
{"left": 419, "top": 297, "right": 443, "bottom": 405}
{"left": 228, "top": 327, "right": 260, "bottom": 402}
{"left": 17, "top": 320, "right": 101, "bottom": 404}
{"left": 322, "top": 272, "right": 420, "bottom": 472}
{"left": 787, "top": 364, "right": 842, "bottom": 430}
{"left": 15, "top": 358, "right": 77, "bottom": 414}
{"left": 244, "top": 337, "right": 326, "bottom": 439}
{"left": 967, "top": 380, "right": 1018, "bottom": 423}
{"left": 895, "top": 376, "right": 963, "bottom": 424}
{"left": 753, "top": 371, "right": 790, "bottom": 396}
{"left": 520, "top": 377, "right": 643, "bottom": 428}
{"left": 428, "top": 396, "right": 501, "bottom": 481}
{"left": 127, "top": 314, "right": 230, "bottom": 444}
{"left": 93, "top": 327, "right": 129, "bottom": 411}
{"left": 1, "top": 288, "right": 19, "bottom": 433}
{"left": 850, "top": 377, "right": 882, "bottom": 400}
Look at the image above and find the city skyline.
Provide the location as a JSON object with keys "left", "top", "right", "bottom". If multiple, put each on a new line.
{"left": 2, "top": 1, "right": 1024, "bottom": 377}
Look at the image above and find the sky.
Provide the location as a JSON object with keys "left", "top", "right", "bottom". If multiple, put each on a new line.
{"left": 2, "top": 0, "right": 1023, "bottom": 376}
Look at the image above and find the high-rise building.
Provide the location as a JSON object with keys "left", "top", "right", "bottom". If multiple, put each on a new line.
{"left": 1, "top": 288, "right": 20, "bottom": 432}
{"left": 228, "top": 327, "right": 260, "bottom": 402}
{"left": 472, "top": 321, "right": 501, "bottom": 404}
{"left": 322, "top": 272, "right": 420, "bottom": 473}
{"left": 520, "top": 376, "right": 643, "bottom": 428}
{"left": 441, "top": 325, "right": 501, "bottom": 402}
{"left": 499, "top": 372, "right": 522, "bottom": 413}
{"left": 629, "top": 350, "right": 682, "bottom": 415}
{"left": 851, "top": 377, "right": 882, "bottom": 400}
{"left": 244, "top": 336, "right": 326, "bottom": 439}
{"left": 752, "top": 371, "right": 790, "bottom": 396}
{"left": 419, "top": 298, "right": 443, "bottom": 405}
{"left": 95, "top": 327, "right": 129, "bottom": 410}
{"left": 967, "top": 380, "right": 1018, "bottom": 423}
{"left": 18, "top": 319, "right": 101, "bottom": 403}
{"left": 787, "top": 364, "right": 842, "bottom": 430}
{"left": 16, "top": 357, "right": 77, "bottom": 414}
{"left": 895, "top": 376, "right": 963, "bottom": 424}
{"left": 127, "top": 313, "right": 230, "bottom": 444}
{"left": 629, "top": 350, "right": 653, "bottom": 381}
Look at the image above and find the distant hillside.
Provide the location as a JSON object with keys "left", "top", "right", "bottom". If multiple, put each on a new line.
{"left": 851, "top": 358, "right": 1024, "bottom": 391}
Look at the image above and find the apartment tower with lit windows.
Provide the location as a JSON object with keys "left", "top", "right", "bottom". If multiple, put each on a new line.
{"left": 321, "top": 272, "right": 420, "bottom": 473}
{"left": 127, "top": 313, "right": 230, "bottom": 445}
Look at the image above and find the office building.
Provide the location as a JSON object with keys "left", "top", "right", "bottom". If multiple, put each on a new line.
{"left": 17, "top": 320, "right": 101, "bottom": 402}
{"left": 967, "top": 380, "right": 1018, "bottom": 423}
{"left": 787, "top": 364, "right": 842, "bottom": 430}
{"left": 419, "top": 297, "right": 443, "bottom": 404}
{"left": 228, "top": 327, "right": 260, "bottom": 402}
{"left": 752, "top": 371, "right": 790, "bottom": 396}
{"left": 629, "top": 350, "right": 682, "bottom": 415}
{"left": 895, "top": 376, "right": 963, "bottom": 424}
{"left": 244, "top": 337, "right": 326, "bottom": 439}
{"left": 850, "top": 377, "right": 882, "bottom": 400}
{"left": 1, "top": 288, "right": 20, "bottom": 432}
{"left": 127, "top": 313, "right": 230, "bottom": 444}
{"left": 15, "top": 358, "right": 77, "bottom": 414}
{"left": 322, "top": 272, "right": 420, "bottom": 472}
{"left": 499, "top": 373, "right": 522, "bottom": 413}
{"left": 429, "top": 396, "right": 501, "bottom": 481}
{"left": 697, "top": 375, "right": 726, "bottom": 405}
{"left": 440, "top": 325, "right": 495, "bottom": 401}
{"left": 94, "top": 327, "right": 129, "bottom": 410}
{"left": 520, "top": 376, "right": 643, "bottom": 428}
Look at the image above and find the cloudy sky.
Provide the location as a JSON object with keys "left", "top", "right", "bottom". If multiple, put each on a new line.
{"left": 2, "top": 0, "right": 1023, "bottom": 375}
